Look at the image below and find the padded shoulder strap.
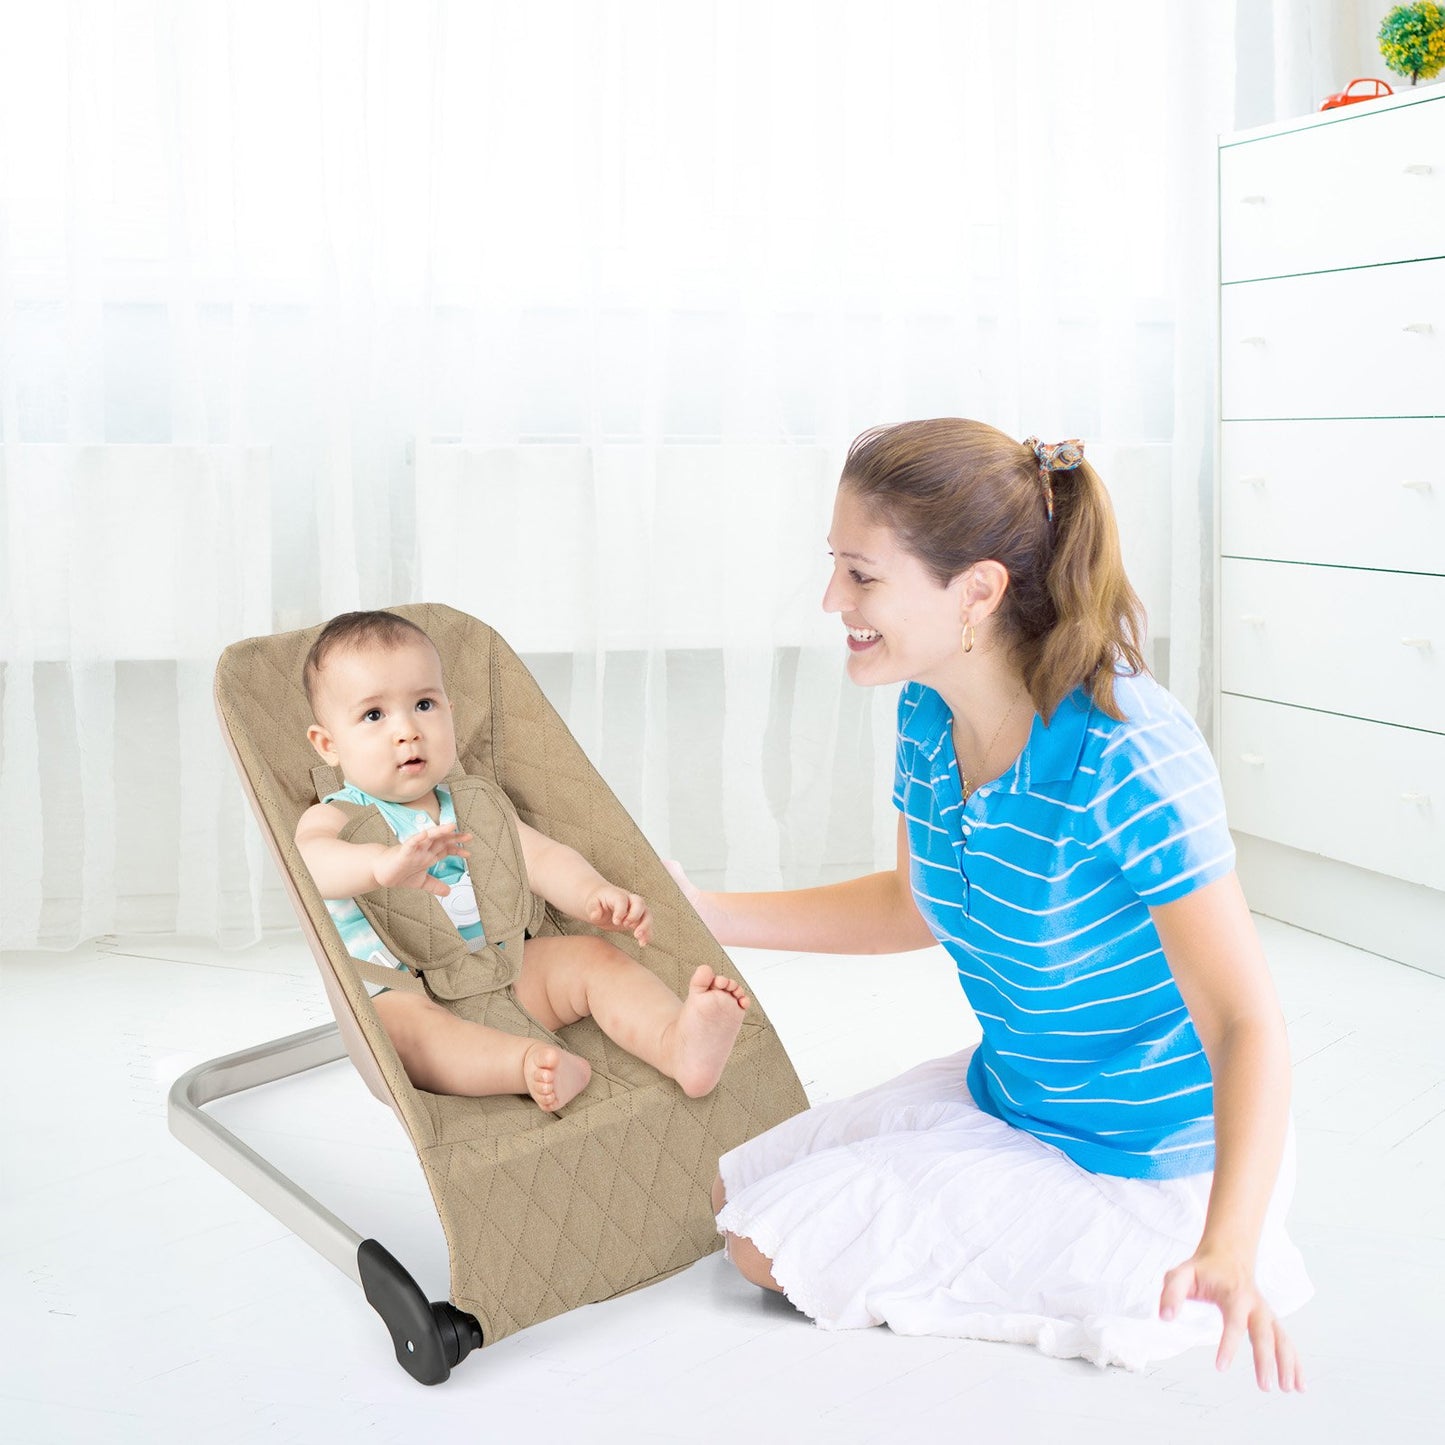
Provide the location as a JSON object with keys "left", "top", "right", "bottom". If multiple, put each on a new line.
{"left": 443, "top": 774, "right": 548, "bottom": 940}
{"left": 330, "top": 778, "right": 539, "bottom": 1000}
{"left": 311, "top": 762, "right": 344, "bottom": 802}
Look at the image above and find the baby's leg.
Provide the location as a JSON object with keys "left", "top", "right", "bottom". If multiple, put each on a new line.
{"left": 373, "top": 990, "right": 590, "bottom": 1110}
{"left": 515, "top": 935, "right": 748, "bottom": 1099}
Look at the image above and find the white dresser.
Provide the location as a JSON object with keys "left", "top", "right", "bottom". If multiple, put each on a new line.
{"left": 1217, "top": 89, "right": 1445, "bottom": 976}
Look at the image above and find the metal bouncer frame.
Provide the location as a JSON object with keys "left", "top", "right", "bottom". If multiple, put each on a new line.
{"left": 166, "top": 1013, "right": 483, "bottom": 1386}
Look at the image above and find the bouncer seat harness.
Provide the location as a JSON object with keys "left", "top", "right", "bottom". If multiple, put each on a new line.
{"left": 318, "top": 767, "right": 546, "bottom": 1006}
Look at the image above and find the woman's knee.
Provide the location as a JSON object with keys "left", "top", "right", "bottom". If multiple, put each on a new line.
{"left": 724, "top": 1232, "right": 782, "bottom": 1293}
{"left": 713, "top": 1176, "right": 781, "bottom": 1290}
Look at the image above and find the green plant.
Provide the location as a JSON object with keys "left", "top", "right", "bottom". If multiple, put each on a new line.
{"left": 1378, "top": 2, "right": 1445, "bottom": 85}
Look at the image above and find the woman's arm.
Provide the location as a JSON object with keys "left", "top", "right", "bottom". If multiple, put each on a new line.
{"left": 682, "top": 815, "right": 937, "bottom": 954}
{"left": 1151, "top": 870, "right": 1303, "bottom": 1392}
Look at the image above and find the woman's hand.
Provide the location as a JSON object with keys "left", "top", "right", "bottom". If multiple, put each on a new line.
{"left": 373, "top": 824, "right": 471, "bottom": 894}
{"left": 585, "top": 884, "right": 652, "bottom": 945}
{"left": 664, "top": 859, "right": 701, "bottom": 906}
{"left": 1159, "top": 1248, "right": 1303, "bottom": 1392}
{"left": 664, "top": 859, "right": 725, "bottom": 936}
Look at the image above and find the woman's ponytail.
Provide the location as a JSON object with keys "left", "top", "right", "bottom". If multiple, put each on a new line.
{"left": 1032, "top": 458, "right": 1146, "bottom": 721}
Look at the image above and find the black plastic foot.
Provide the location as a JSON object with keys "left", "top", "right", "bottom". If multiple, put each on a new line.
{"left": 357, "top": 1238, "right": 484, "bottom": 1384}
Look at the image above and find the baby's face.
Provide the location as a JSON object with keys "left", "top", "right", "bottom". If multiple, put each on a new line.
{"left": 306, "top": 637, "right": 458, "bottom": 807}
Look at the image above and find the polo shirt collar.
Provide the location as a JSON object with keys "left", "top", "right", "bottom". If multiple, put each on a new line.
{"left": 1017, "top": 688, "right": 1094, "bottom": 790}
{"left": 899, "top": 683, "right": 951, "bottom": 756}
{"left": 901, "top": 682, "right": 1094, "bottom": 791}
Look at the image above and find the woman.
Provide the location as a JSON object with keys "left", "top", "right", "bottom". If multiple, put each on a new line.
{"left": 676, "top": 419, "right": 1311, "bottom": 1389}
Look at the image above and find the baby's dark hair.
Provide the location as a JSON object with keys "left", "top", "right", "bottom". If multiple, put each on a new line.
{"left": 302, "top": 610, "right": 435, "bottom": 713}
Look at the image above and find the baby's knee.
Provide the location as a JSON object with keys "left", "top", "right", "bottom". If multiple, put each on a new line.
{"left": 572, "top": 932, "right": 634, "bottom": 978}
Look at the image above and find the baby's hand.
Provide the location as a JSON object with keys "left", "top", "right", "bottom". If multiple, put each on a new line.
{"left": 586, "top": 885, "right": 652, "bottom": 945}
{"left": 373, "top": 823, "right": 472, "bottom": 895}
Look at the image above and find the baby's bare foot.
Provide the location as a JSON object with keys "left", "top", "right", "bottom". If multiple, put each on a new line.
{"left": 667, "top": 965, "right": 749, "bottom": 1099}
{"left": 522, "top": 1041, "right": 592, "bottom": 1113}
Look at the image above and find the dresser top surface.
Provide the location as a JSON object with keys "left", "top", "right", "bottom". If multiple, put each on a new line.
{"left": 1221, "top": 83, "right": 1444, "bottom": 150}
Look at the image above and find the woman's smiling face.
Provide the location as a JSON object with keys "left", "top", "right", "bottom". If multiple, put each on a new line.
{"left": 822, "top": 485, "right": 969, "bottom": 689}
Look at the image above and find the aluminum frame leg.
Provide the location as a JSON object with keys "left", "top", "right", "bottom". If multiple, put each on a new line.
{"left": 166, "top": 1022, "right": 482, "bottom": 1382}
{"left": 167, "top": 1022, "right": 364, "bottom": 1281}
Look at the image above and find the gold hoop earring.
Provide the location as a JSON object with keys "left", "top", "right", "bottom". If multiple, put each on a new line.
{"left": 961, "top": 623, "right": 975, "bottom": 655}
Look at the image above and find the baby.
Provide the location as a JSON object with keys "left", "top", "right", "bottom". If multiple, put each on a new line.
{"left": 295, "top": 610, "right": 748, "bottom": 1111}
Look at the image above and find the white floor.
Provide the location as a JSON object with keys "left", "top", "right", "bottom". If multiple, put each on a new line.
{"left": 2, "top": 918, "right": 1442, "bottom": 1444}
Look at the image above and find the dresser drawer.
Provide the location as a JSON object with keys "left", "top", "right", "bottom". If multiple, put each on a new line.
{"left": 1221, "top": 98, "right": 1445, "bottom": 283}
{"left": 1220, "top": 695, "right": 1445, "bottom": 889}
{"left": 1221, "top": 259, "right": 1445, "bottom": 419}
{"left": 1221, "top": 419, "right": 1445, "bottom": 572}
{"left": 1220, "top": 558, "right": 1445, "bottom": 732}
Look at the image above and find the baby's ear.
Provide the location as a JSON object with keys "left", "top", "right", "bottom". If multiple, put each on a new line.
{"left": 306, "top": 722, "right": 337, "bottom": 762}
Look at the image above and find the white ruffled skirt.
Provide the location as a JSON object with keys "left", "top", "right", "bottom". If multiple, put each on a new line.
{"left": 716, "top": 1048, "right": 1313, "bottom": 1370}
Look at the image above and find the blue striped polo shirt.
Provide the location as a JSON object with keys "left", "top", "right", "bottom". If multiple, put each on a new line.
{"left": 894, "top": 671, "right": 1236, "bottom": 1180}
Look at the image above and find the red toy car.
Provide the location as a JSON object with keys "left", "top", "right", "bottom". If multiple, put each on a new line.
{"left": 1320, "top": 77, "right": 1393, "bottom": 110}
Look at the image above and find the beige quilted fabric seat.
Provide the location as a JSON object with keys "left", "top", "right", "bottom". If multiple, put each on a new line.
{"left": 215, "top": 604, "right": 808, "bottom": 1347}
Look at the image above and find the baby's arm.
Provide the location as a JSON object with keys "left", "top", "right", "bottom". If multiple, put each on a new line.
{"left": 295, "top": 803, "right": 470, "bottom": 898}
{"left": 516, "top": 820, "right": 651, "bottom": 944}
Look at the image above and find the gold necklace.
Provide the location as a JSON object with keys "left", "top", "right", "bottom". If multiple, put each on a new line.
{"left": 959, "top": 689, "right": 1026, "bottom": 802}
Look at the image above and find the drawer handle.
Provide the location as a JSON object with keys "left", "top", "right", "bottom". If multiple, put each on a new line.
{"left": 1401, "top": 636, "right": 1433, "bottom": 649}
{"left": 1240, "top": 753, "right": 1266, "bottom": 767}
{"left": 1401, "top": 479, "right": 1433, "bottom": 493}
{"left": 1403, "top": 164, "right": 1433, "bottom": 176}
{"left": 1238, "top": 474, "right": 1267, "bottom": 488}
{"left": 1241, "top": 194, "right": 1268, "bottom": 204}
{"left": 1238, "top": 614, "right": 1266, "bottom": 626}
{"left": 1240, "top": 335, "right": 1267, "bottom": 346}
{"left": 1403, "top": 322, "right": 1434, "bottom": 334}
{"left": 1400, "top": 792, "right": 1431, "bottom": 807}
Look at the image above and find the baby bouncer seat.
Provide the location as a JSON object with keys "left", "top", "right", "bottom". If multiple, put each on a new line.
{"left": 168, "top": 604, "right": 807, "bottom": 1383}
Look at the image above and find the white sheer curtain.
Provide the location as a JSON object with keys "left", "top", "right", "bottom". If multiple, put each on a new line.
{"left": 1, "top": 0, "right": 1240, "bottom": 950}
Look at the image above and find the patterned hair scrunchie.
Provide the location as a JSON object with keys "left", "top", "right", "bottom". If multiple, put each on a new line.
{"left": 1022, "top": 435, "right": 1085, "bottom": 523}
